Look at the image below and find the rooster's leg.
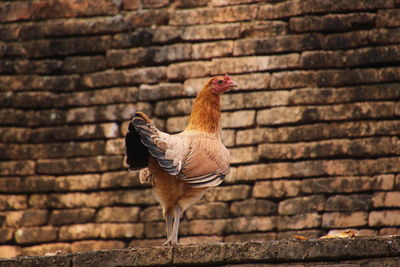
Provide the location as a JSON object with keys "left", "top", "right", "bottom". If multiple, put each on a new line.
{"left": 163, "top": 210, "right": 173, "bottom": 239}
{"left": 162, "top": 205, "right": 182, "bottom": 246}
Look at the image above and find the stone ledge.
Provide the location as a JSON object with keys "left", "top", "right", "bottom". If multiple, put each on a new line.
{"left": 1, "top": 236, "right": 400, "bottom": 266}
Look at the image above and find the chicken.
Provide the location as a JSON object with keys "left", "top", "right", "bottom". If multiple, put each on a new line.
{"left": 125, "top": 74, "right": 239, "bottom": 245}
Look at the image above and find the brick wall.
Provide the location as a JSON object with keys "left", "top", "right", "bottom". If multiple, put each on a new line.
{"left": 1, "top": 0, "right": 400, "bottom": 258}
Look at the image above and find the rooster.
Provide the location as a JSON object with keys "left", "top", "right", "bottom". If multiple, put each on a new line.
{"left": 125, "top": 74, "right": 239, "bottom": 245}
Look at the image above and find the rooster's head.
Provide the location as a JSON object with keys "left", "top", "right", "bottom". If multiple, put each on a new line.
{"left": 209, "top": 74, "right": 240, "bottom": 94}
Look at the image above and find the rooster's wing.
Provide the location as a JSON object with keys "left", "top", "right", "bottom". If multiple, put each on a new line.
{"left": 129, "top": 113, "right": 230, "bottom": 188}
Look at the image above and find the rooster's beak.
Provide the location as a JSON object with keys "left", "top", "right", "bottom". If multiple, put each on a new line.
{"left": 229, "top": 80, "right": 240, "bottom": 89}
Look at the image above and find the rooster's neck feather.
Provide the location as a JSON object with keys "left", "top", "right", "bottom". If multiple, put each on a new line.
{"left": 186, "top": 86, "right": 221, "bottom": 135}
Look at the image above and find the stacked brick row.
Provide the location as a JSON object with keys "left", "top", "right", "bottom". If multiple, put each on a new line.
{"left": 1, "top": 0, "right": 400, "bottom": 258}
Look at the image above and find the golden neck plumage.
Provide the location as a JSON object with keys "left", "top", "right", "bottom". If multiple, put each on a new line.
{"left": 185, "top": 87, "right": 221, "bottom": 136}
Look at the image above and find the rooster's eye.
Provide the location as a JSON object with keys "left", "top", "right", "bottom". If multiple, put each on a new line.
{"left": 217, "top": 79, "right": 224, "bottom": 85}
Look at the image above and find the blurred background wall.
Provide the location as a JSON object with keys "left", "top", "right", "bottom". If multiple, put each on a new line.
{"left": 1, "top": 0, "right": 400, "bottom": 258}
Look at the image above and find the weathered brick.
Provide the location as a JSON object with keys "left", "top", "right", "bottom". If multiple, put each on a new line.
{"left": 0, "top": 1, "right": 32, "bottom": 22}
{"left": 257, "top": 102, "right": 395, "bottom": 126}
{"left": 373, "top": 192, "right": 400, "bottom": 208}
{"left": 1, "top": 209, "right": 48, "bottom": 227}
{"left": 155, "top": 98, "right": 194, "bottom": 117}
{"left": 204, "top": 185, "right": 251, "bottom": 202}
{"left": 167, "top": 61, "right": 212, "bottom": 80}
{"left": 0, "top": 160, "right": 35, "bottom": 176}
{"left": 233, "top": 34, "right": 321, "bottom": 56}
{"left": 239, "top": 120, "right": 400, "bottom": 145}
{"left": 125, "top": 9, "right": 168, "bottom": 27}
{"left": 50, "top": 208, "right": 96, "bottom": 225}
{"left": 30, "top": 123, "right": 119, "bottom": 143}
{"left": 66, "top": 103, "right": 150, "bottom": 123}
{"left": 152, "top": 26, "right": 181, "bottom": 43}
{"left": 71, "top": 240, "right": 125, "bottom": 253}
{"left": 123, "top": 0, "right": 140, "bottom": 10}
{"left": 30, "top": 189, "right": 155, "bottom": 209}
{"left": 222, "top": 91, "right": 289, "bottom": 110}
{"left": 259, "top": 137, "right": 400, "bottom": 160}
{"left": 100, "top": 171, "right": 142, "bottom": 189}
{"left": 105, "top": 138, "right": 124, "bottom": 155}
{"left": 171, "top": 5, "right": 257, "bottom": 25}
{"left": 0, "top": 141, "right": 105, "bottom": 160}
{"left": 29, "top": 0, "right": 119, "bottom": 20}
{"left": 241, "top": 20, "right": 288, "bottom": 38}
{"left": 0, "top": 91, "right": 58, "bottom": 109}
{"left": 186, "top": 202, "right": 229, "bottom": 219}
{"left": 0, "top": 228, "right": 14, "bottom": 243}
{"left": 277, "top": 213, "right": 321, "bottom": 230}
{"left": 222, "top": 110, "right": 255, "bottom": 128}
{"left": 0, "top": 23, "right": 21, "bottom": 41}
{"left": 302, "top": 45, "right": 400, "bottom": 69}
{"left": 278, "top": 195, "right": 325, "bottom": 215}
{"left": 59, "top": 223, "right": 101, "bottom": 241}
{"left": 289, "top": 84, "right": 400, "bottom": 105}
{"left": 302, "top": 175, "right": 395, "bottom": 194}
{"left": 0, "top": 40, "right": 28, "bottom": 58}
{"left": 0, "top": 246, "right": 21, "bottom": 258}
{"left": 212, "top": 54, "right": 300, "bottom": 75}
{"left": 62, "top": 55, "right": 106, "bottom": 74}
{"left": 379, "top": 227, "right": 400, "bottom": 236}
{"left": 23, "top": 36, "right": 111, "bottom": 58}
{"left": 237, "top": 158, "right": 400, "bottom": 183}
{"left": 221, "top": 130, "right": 235, "bottom": 147}
{"left": 290, "top": 13, "right": 376, "bottom": 33}
{"left": 140, "top": 206, "right": 163, "bottom": 222}
{"left": 142, "top": 0, "right": 169, "bottom": 8}
{"left": 115, "top": 189, "right": 158, "bottom": 205}
{"left": 165, "top": 116, "right": 188, "bottom": 133}
{"left": 192, "top": 41, "right": 233, "bottom": 59}
{"left": 377, "top": 9, "right": 400, "bottom": 27}
{"left": 326, "top": 195, "right": 372, "bottom": 211}
{"left": 112, "top": 28, "right": 154, "bottom": 48}
{"left": 107, "top": 47, "right": 149, "bottom": 68}
{"left": 83, "top": 67, "right": 166, "bottom": 88}
{"left": 230, "top": 161, "right": 326, "bottom": 182}
{"left": 0, "top": 59, "right": 62, "bottom": 74}
{"left": 20, "top": 16, "right": 128, "bottom": 40}
{"left": 210, "top": 0, "right": 265, "bottom": 6}
{"left": 0, "top": 127, "right": 30, "bottom": 143}
{"left": 100, "top": 223, "right": 144, "bottom": 239}
{"left": 15, "top": 226, "right": 58, "bottom": 244}
{"left": 258, "top": 0, "right": 393, "bottom": 20}
{"left": 181, "top": 23, "right": 241, "bottom": 40}
{"left": 258, "top": 1, "right": 301, "bottom": 20}
{"left": 253, "top": 180, "right": 301, "bottom": 198}
{"left": 0, "top": 108, "right": 66, "bottom": 127}
{"left": 21, "top": 242, "right": 71, "bottom": 256}
{"left": 144, "top": 221, "right": 167, "bottom": 238}
{"left": 230, "top": 146, "right": 259, "bottom": 164}
{"left": 26, "top": 174, "right": 100, "bottom": 192}
{"left": 0, "top": 195, "right": 28, "bottom": 210}
{"left": 96, "top": 206, "right": 140, "bottom": 223}
{"left": 36, "top": 155, "right": 123, "bottom": 175}
{"left": 139, "top": 83, "right": 188, "bottom": 101}
{"left": 229, "top": 216, "right": 276, "bottom": 233}
{"left": 395, "top": 174, "right": 400, "bottom": 190}
{"left": 189, "top": 219, "right": 227, "bottom": 235}
{"left": 231, "top": 199, "right": 277, "bottom": 216}
{"left": 369, "top": 210, "right": 400, "bottom": 226}
{"left": 322, "top": 212, "right": 368, "bottom": 228}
